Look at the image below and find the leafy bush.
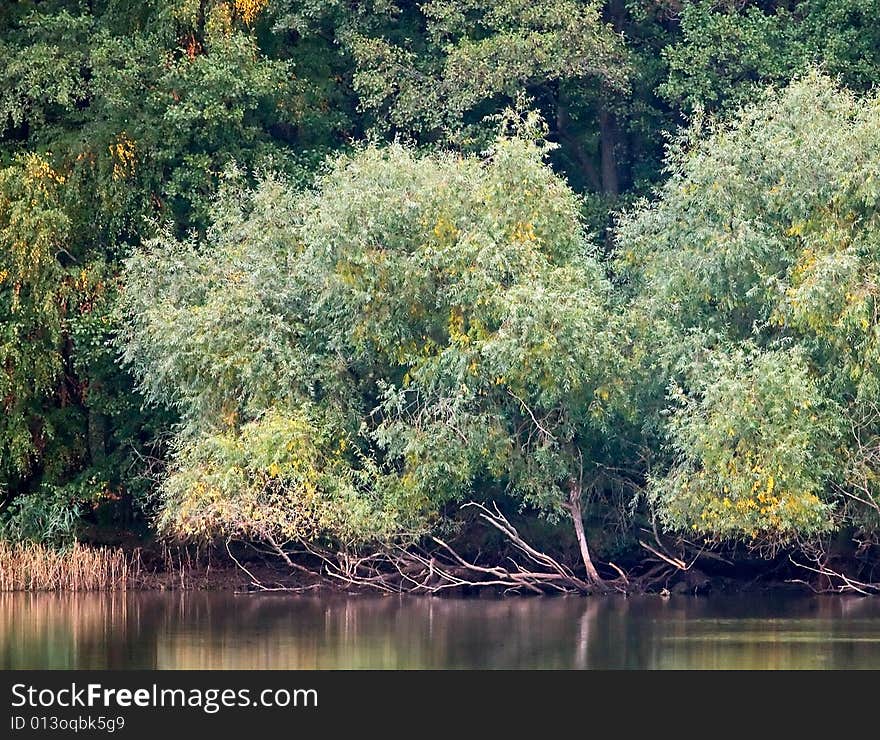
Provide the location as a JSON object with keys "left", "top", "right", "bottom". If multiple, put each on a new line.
{"left": 121, "top": 116, "right": 623, "bottom": 578}
{"left": 619, "top": 73, "right": 880, "bottom": 543}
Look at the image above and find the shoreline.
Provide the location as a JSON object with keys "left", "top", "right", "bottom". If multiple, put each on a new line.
{"left": 0, "top": 540, "right": 842, "bottom": 596}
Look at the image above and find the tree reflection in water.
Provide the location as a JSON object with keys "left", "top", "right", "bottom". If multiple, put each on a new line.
{"left": 2, "top": 592, "right": 880, "bottom": 669}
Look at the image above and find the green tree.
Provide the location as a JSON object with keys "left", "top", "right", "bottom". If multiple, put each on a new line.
{"left": 0, "top": 156, "right": 70, "bottom": 518}
{"left": 278, "top": 0, "right": 659, "bottom": 198}
{"left": 660, "top": 0, "right": 880, "bottom": 114}
{"left": 0, "top": 0, "right": 349, "bottom": 541}
{"left": 121, "top": 118, "right": 626, "bottom": 582}
{"left": 618, "top": 73, "right": 880, "bottom": 545}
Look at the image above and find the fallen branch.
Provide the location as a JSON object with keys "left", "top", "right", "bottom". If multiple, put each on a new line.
{"left": 638, "top": 539, "right": 686, "bottom": 571}
{"left": 223, "top": 500, "right": 637, "bottom": 594}
{"left": 788, "top": 554, "right": 880, "bottom": 596}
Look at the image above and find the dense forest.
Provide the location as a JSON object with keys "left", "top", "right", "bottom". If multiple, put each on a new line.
{"left": 5, "top": 0, "right": 880, "bottom": 593}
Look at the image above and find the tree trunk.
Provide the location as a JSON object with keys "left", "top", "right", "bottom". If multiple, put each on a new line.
{"left": 598, "top": 108, "right": 619, "bottom": 198}
{"left": 599, "top": 0, "right": 626, "bottom": 197}
{"left": 87, "top": 408, "right": 107, "bottom": 465}
{"left": 568, "top": 482, "right": 602, "bottom": 584}
{"left": 555, "top": 91, "right": 601, "bottom": 192}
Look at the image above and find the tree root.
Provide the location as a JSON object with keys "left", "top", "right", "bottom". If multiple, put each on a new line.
{"left": 788, "top": 553, "right": 880, "bottom": 595}
{"left": 227, "top": 502, "right": 630, "bottom": 595}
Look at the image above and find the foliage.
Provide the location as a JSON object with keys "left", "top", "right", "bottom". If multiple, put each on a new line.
{"left": 618, "top": 74, "right": 880, "bottom": 544}
{"left": 0, "top": 487, "right": 82, "bottom": 546}
{"left": 8, "top": 0, "right": 880, "bottom": 573}
{"left": 156, "top": 407, "right": 424, "bottom": 547}
{"left": 0, "top": 155, "right": 68, "bottom": 482}
{"left": 276, "top": 0, "right": 674, "bottom": 197}
{"left": 0, "top": 0, "right": 331, "bottom": 540}
{"left": 346, "top": 0, "right": 628, "bottom": 138}
{"left": 661, "top": 0, "right": 880, "bottom": 113}
{"left": 121, "top": 120, "right": 623, "bottom": 562}
{"left": 651, "top": 346, "right": 839, "bottom": 545}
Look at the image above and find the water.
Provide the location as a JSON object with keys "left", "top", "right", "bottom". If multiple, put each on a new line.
{"left": 3, "top": 592, "right": 880, "bottom": 669}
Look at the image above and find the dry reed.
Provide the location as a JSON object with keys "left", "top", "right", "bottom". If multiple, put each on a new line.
{"left": 0, "top": 542, "right": 141, "bottom": 591}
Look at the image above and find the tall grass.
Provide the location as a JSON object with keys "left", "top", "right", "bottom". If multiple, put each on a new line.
{"left": 0, "top": 542, "right": 140, "bottom": 591}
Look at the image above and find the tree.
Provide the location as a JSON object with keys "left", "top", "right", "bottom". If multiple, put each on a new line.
{"left": 660, "top": 0, "right": 880, "bottom": 114}
{"left": 650, "top": 345, "right": 839, "bottom": 546}
{"left": 617, "top": 73, "right": 880, "bottom": 546}
{"left": 120, "top": 116, "right": 625, "bottom": 584}
{"left": 277, "top": 0, "right": 644, "bottom": 197}
{"left": 0, "top": 155, "right": 72, "bottom": 539}
{"left": 0, "top": 0, "right": 340, "bottom": 540}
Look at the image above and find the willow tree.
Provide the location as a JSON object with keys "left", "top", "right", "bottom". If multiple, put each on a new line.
{"left": 617, "top": 73, "right": 880, "bottom": 550}
{"left": 121, "top": 115, "right": 623, "bottom": 585}
{"left": 0, "top": 0, "right": 316, "bottom": 542}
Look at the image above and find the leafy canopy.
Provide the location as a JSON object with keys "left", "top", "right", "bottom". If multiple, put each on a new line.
{"left": 121, "top": 117, "right": 621, "bottom": 548}
{"left": 618, "top": 73, "right": 880, "bottom": 544}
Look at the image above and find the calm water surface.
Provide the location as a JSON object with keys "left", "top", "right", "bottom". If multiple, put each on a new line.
{"left": 3, "top": 592, "right": 880, "bottom": 669}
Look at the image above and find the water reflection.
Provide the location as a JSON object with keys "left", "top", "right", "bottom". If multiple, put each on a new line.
{"left": 2, "top": 592, "right": 880, "bottom": 669}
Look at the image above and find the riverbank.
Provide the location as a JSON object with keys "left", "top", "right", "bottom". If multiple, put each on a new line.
{"left": 0, "top": 540, "right": 860, "bottom": 595}
{"left": 0, "top": 542, "right": 308, "bottom": 593}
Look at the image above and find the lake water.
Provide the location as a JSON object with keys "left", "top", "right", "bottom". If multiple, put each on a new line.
{"left": 3, "top": 592, "right": 880, "bottom": 669}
